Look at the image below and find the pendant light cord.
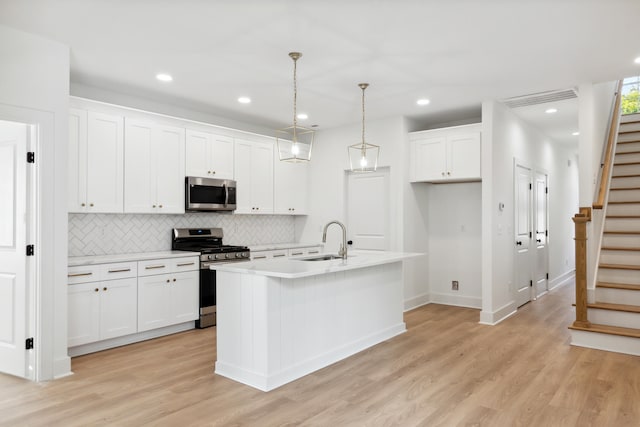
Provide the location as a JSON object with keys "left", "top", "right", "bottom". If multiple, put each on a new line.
{"left": 361, "top": 85, "right": 366, "bottom": 147}
{"left": 292, "top": 56, "right": 298, "bottom": 141}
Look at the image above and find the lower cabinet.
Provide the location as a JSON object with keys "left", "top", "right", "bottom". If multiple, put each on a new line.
{"left": 138, "top": 270, "right": 199, "bottom": 332}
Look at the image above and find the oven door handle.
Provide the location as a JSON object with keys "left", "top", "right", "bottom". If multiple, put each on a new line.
{"left": 224, "top": 183, "right": 229, "bottom": 207}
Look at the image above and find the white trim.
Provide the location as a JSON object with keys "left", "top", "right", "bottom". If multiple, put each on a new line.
{"left": 570, "top": 329, "right": 640, "bottom": 356}
{"left": 404, "top": 292, "right": 430, "bottom": 312}
{"left": 549, "top": 269, "right": 575, "bottom": 291}
{"left": 68, "top": 322, "right": 195, "bottom": 357}
{"left": 429, "top": 292, "right": 482, "bottom": 309}
{"left": 479, "top": 301, "right": 517, "bottom": 325}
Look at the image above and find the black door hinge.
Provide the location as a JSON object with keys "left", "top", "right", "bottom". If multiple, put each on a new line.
{"left": 545, "top": 187, "right": 548, "bottom": 194}
{"left": 546, "top": 273, "right": 549, "bottom": 280}
{"left": 529, "top": 183, "right": 532, "bottom": 190}
{"left": 26, "top": 245, "right": 34, "bottom": 256}
{"left": 25, "top": 338, "right": 34, "bottom": 350}
{"left": 545, "top": 230, "right": 548, "bottom": 237}
{"left": 529, "top": 231, "right": 532, "bottom": 238}
{"left": 27, "top": 152, "right": 35, "bottom": 163}
{"left": 530, "top": 280, "right": 533, "bottom": 287}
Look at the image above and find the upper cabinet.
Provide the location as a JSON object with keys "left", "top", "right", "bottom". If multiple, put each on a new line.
{"left": 234, "top": 139, "right": 274, "bottom": 214}
{"left": 409, "top": 123, "right": 481, "bottom": 183}
{"left": 185, "top": 130, "right": 234, "bottom": 179}
{"left": 274, "top": 158, "right": 308, "bottom": 215}
{"left": 68, "top": 109, "right": 124, "bottom": 213}
{"left": 124, "top": 119, "right": 185, "bottom": 214}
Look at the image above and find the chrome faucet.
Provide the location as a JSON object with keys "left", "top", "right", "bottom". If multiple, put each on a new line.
{"left": 322, "top": 220, "right": 348, "bottom": 260}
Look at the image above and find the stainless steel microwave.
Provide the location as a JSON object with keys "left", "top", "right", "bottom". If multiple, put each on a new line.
{"left": 185, "top": 177, "right": 236, "bottom": 212}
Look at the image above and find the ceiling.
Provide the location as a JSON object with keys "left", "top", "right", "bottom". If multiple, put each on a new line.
{"left": 1, "top": 0, "right": 639, "bottom": 147}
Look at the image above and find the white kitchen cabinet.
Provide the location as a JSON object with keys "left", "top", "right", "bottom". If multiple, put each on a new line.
{"left": 68, "top": 109, "right": 124, "bottom": 213}
{"left": 124, "top": 119, "right": 185, "bottom": 214}
{"left": 234, "top": 139, "right": 274, "bottom": 214}
{"left": 274, "top": 157, "right": 308, "bottom": 215}
{"left": 137, "top": 257, "right": 199, "bottom": 332}
{"left": 67, "top": 262, "right": 137, "bottom": 347}
{"left": 409, "top": 124, "right": 481, "bottom": 183}
{"left": 185, "top": 129, "right": 234, "bottom": 179}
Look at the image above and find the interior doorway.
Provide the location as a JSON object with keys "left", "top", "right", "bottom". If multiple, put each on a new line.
{"left": 534, "top": 170, "right": 549, "bottom": 298}
{"left": 345, "top": 168, "right": 390, "bottom": 251}
{"left": 0, "top": 119, "right": 35, "bottom": 380}
{"left": 514, "top": 161, "right": 533, "bottom": 307}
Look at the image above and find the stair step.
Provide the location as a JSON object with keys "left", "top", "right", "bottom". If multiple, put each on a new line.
{"left": 569, "top": 323, "right": 640, "bottom": 339}
{"left": 607, "top": 201, "right": 640, "bottom": 205}
{"left": 610, "top": 187, "right": 640, "bottom": 191}
{"left": 612, "top": 173, "right": 640, "bottom": 178}
{"left": 617, "top": 132, "right": 640, "bottom": 143}
{"left": 601, "top": 246, "right": 640, "bottom": 251}
{"left": 620, "top": 113, "right": 640, "bottom": 123}
{"left": 606, "top": 215, "right": 640, "bottom": 218}
{"left": 597, "top": 282, "right": 640, "bottom": 291}
{"left": 619, "top": 122, "right": 640, "bottom": 133}
{"left": 599, "top": 263, "right": 640, "bottom": 270}
{"left": 614, "top": 161, "right": 640, "bottom": 166}
{"left": 588, "top": 302, "right": 640, "bottom": 313}
{"left": 602, "top": 230, "right": 640, "bottom": 234}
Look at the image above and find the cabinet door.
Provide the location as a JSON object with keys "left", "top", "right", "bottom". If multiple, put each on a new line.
{"left": 86, "top": 111, "right": 124, "bottom": 213}
{"left": 170, "top": 271, "right": 199, "bottom": 324}
{"left": 124, "top": 119, "right": 155, "bottom": 213}
{"left": 68, "top": 282, "right": 100, "bottom": 347}
{"left": 251, "top": 142, "right": 274, "bottom": 213}
{"left": 185, "top": 129, "right": 211, "bottom": 178}
{"left": 68, "top": 108, "right": 87, "bottom": 212}
{"left": 138, "top": 274, "right": 172, "bottom": 332}
{"left": 447, "top": 132, "right": 481, "bottom": 180}
{"left": 210, "top": 134, "right": 234, "bottom": 179}
{"left": 154, "top": 125, "right": 185, "bottom": 214}
{"left": 233, "top": 140, "right": 253, "bottom": 214}
{"left": 274, "top": 160, "right": 308, "bottom": 215}
{"left": 99, "top": 277, "right": 137, "bottom": 340}
{"left": 412, "top": 136, "right": 447, "bottom": 181}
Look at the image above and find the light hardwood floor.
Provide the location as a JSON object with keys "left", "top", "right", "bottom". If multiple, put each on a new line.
{"left": 2, "top": 280, "right": 640, "bottom": 427}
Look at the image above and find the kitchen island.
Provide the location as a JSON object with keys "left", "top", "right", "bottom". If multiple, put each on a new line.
{"left": 212, "top": 250, "right": 420, "bottom": 391}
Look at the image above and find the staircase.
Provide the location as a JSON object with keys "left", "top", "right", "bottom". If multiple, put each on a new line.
{"left": 570, "top": 113, "right": 640, "bottom": 355}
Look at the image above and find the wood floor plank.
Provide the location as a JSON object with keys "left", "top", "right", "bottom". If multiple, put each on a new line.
{"left": 1, "top": 280, "right": 640, "bottom": 426}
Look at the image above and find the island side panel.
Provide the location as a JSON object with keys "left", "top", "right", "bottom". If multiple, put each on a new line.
{"left": 216, "top": 261, "right": 406, "bottom": 391}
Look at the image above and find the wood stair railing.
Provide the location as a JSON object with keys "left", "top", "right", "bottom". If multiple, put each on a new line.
{"left": 571, "top": 207, "right": 592, "bottom": 328}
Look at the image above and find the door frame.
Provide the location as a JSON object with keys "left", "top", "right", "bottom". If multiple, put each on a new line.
{"left": 533, "top": 168, "right": 549, "bottom": 298}
{"left": 0, "top": 104, "right": 51, "bottom": 381}
{"left": 513, "top": 158, "right": 533, "bottom": 307}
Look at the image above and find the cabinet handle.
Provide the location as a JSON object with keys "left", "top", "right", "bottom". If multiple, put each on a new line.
{"left": 103, "top": 287, "right": 107, "bottom": 291}
{"left": 177, "top": 262, "right": 195, "bottom": 267}
{"left": 291, "top": 252, "right": 303, "bottom": 256}
{"left": 145, "top": 265, "right": 166, "bottom": 270}
{"left": 308, "top": 250, "right": 320, "bottom": 254}
{"left": 68, "top": 272, "right": 93, "bottom": 277}
{"left": 108, "top": 268, "right": 131, "bottom": 273}
{"left": 253, "top": 256, "right": 267, "bottom": 259}
{"left": 273, "top": 254, "right": 286, "bottom": 258}
{"left": 94, "top": 288, "right": 99, "bottom": 292}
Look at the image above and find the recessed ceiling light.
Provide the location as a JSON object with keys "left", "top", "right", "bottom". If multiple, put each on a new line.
{"left": 572, "top": 131, "right": 580, "bottom": 136}
{"left": 238, "top": 97, "right": 251, "bottom": 104}
{"left": 635, "top": 57, "right": 640, "bottom": 64}
{"left": 545, "top": 108, "right": 558, "bottom": 114}
{"left": 156, "top": 73, "right": 173, "bottom": 82}
{"left": 416, "top": 98, "right": 430, "bottom": 106}
{"left": 297, "top": 113, "right": 308, "bottom": 120}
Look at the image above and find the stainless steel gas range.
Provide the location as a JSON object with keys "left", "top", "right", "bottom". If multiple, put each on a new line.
{"left": 171, "top": 228, "right": 250, "bottom": 328}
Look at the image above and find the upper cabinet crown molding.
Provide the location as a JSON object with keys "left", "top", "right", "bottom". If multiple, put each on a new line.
{"left": 409, "top": 123, "right": 481, "bottom": 183}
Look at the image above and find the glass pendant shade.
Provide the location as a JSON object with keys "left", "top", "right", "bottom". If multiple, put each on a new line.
{"left": 276, "top": 52, "right": 315, "bottom": 162}
{"left": 349, "top": 83, "right": 379, "bottom": 173}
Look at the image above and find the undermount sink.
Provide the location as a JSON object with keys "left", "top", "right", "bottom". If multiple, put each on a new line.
{"left": 295, "top": 254, "right": 344, "bottom": 261}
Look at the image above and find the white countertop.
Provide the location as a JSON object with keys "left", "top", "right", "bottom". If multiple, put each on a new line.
{"left": 249, "top": 242, "right": 324, "bottom": 252}
{"left": 69, "top": 250, "right": 200, "bottom": 266}
{"left": 212, "top": 250, "right": 423, "bottom": 279}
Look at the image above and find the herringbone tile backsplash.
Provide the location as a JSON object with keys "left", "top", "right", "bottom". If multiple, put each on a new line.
{"left": 69, "top": 213, "right": 295, "bottom": 256}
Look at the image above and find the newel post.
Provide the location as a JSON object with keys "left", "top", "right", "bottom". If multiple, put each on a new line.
{"left": 572, "top": 207, "right": 592, "bottom": 328}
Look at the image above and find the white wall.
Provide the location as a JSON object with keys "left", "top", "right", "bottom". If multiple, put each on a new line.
{"left": 481, "top": 100, "right": 579, "bottom": 324}
{"left": 0, "top": 25, "right": 70, "bottom": 379}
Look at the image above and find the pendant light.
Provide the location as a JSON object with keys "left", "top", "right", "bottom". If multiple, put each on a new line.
{"left": 348, "top": 83, "right": 379, "bottom": 172}
{"left": 276, "top": 52, "right": 314, "bottom": 162}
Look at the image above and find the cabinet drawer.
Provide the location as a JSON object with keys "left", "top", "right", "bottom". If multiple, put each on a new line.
{"left": 251, "top": 251, "right": 270, "bottom": 260}
{"left": 67, "top": 265, "right": 100, "bottom": 285}
{"left": 172, "top": 257, "right": 199, "bottom": 272}
{"left": 138, "top": 259, "right": 172, "bottom": 276}
{"left": 271, "top": 249, "right": 288, "bottom": 259}
{"left": 102, "top": 262, "right": 137, "bottom": 281}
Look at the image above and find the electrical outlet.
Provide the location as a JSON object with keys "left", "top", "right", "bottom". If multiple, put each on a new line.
{"left": 452, "top": 280, "right": 459, "bottom": 291}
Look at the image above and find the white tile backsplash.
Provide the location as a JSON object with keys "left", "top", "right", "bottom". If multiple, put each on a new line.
{"left": 68, "top": 213, "right": 295, "bottom": 256}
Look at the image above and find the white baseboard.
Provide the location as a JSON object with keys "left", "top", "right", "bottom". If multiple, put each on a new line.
{"left": 404, "top": 292, "right": 430, "bottom": 312}
{"left": 53, "top": 356, "right": 72, "bottom": 379}
{"left": 68, "top": 322, "right": 195, "bottom": 357}
{"left": 479, "top": 301, "right": 517, "bottom": 325}
{"left": 549, "top": 270, "right": 575, "bottom": 291}
{"left": 570, "top": 329, "right": 640, "bottom": 356}
{"left": 429, "top": 292, "right": 482, "bottom": 309}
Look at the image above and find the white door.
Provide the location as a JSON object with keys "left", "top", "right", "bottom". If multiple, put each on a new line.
{"left": 514, "top": 163, "right": 533, "bottom": 307}
{"left": 0, "top": 120, "right": 29, "bottom": 378}
{"left": 346, "top": 168, "right": 390, "bottom": 250}
{"left": 534, "top": 172, "right": 549, "bottom": 298}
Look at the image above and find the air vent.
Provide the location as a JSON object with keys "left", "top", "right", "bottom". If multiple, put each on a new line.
{"left": 502, "top": 88, "right": 578, "bottom": 109}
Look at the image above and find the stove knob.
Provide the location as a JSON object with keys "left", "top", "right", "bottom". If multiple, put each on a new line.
{"left": 236, "top": 253, "right": 242, "bottom": 258}
{"left": 243, "top": 253, "right": 249, "bottom": 258}
{"left": 215, "top": 254, "right": 222, "bottom": 260}
{"left": 207, "top": 255, "right": 213, "bottom": 260}
{"left": 225, "top": 253, "right": 232, "bottom": 259}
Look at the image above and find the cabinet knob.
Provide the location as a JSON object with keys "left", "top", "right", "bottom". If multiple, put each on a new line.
{"left": 81, "top": 203, "right": 86, "bottom": 207}
{"left": 103, "top": 287, "right": 107, "bottom": 291}
{"left": 90, "top": 203, "right": 94, "bottom": 207}
{"left": 159, "top": 204, "right": 163, "bottom": 208}
{"left": 166, "top": 279, "right": 170, "bottom": 283}
{"left": 441, "top": 172, "right": 445, "bottom": 176}
{"left": 94, "top": 288, "right": 99, "bottom": 292}
{"left": 447, "top": 172, "right": 451, "bottom": 176}
{"left": 173, "top": 278, "right": 176, "bottom": 282}
{"left": 153, "top": 204, "right": 156, "bottom": 208}
{"left": 212, "top": 171, "right": 216, "bottom": 175}
{"left": 208, "top": 170, "right": 211, "bottom": 174}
